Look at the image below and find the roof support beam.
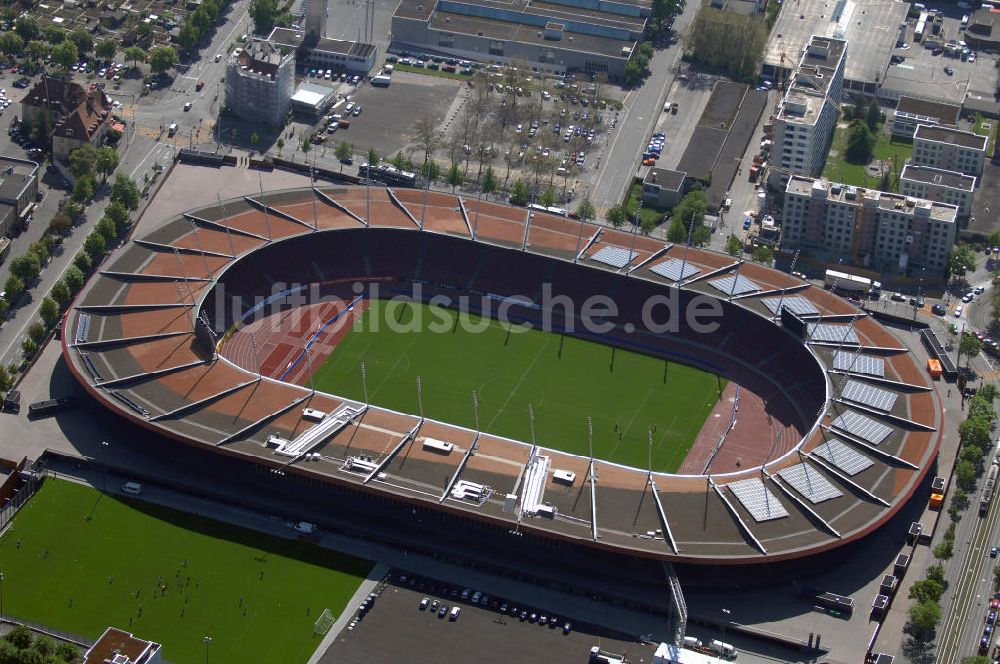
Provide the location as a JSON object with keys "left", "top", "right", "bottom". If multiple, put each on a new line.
{"left": 439, "top": 433, "right": 480, "bottom": 503}
{"left": 767, "top": 470, "right": 841, "bottom": 538}
{"left": 216, "top": 394, "right": 311, "bottom": 446}
{"left": 365, "top": 422, "right": 420, "bottom": 484}
{"left": 242, "top": 195, "right": 314, "bottom": 230}
{"left": 313, "top": 187, "right": 368, "bottom": 226}
{"left": 649, "top": 478, "right": 680, "bottom": 553}
{"left": 711, "top": 479, "right": 767, "bottom": 554}
{"left": 134, "top": 239, "right": 234, "bottom": 259}
{"left": 806, "top": 452, "right": 892, "bottom": 506}
{"left": 150, "top": 378, "right": 259, "bottom": 422}
{"left": 386, "top": 188, "right": 420, "bottom": 228}
{"left": 96, "top": 359, "right": 211, "bottom": 390}
{"left": 184, "top": 212, "right": 269, "bottom": 240}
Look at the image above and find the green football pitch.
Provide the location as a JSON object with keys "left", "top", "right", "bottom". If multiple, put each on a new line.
{"left": 0, "top": 480, "right": 371, "bottom": 663}
{"left": 314, "top": 300, "right": 724, "bottom": 472}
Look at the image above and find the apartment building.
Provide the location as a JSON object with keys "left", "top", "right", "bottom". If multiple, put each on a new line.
{"left": 912, "top": 124, "right": 987, "bottom": 177}
{"left": 769, "top": 35, "right": 847, "bottom": 187}
{"left": 782, "top": 175, "right": 957, "bottom": 274}
{"left": 889, "top": 96, "right": 960, "bottom": 139}
{"left": 224, "top": 39, "right": 296, "bottom": 127}
{"left": 899, "top": 164, "right": 976, "bottom": 217}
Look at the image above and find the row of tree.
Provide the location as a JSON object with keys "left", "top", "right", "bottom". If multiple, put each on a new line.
{"left": 176, "top": 0, "right": 230, "bottom": 54}
{"left": 686, "top": 9, "right": 767, "bottom": 82}
{"left": 0, "top": 625, "right": 80, "bottom": 664}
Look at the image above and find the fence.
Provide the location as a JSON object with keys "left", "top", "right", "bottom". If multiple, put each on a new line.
{"left": 0, "top": 464, "right": 46, "bottom": 533}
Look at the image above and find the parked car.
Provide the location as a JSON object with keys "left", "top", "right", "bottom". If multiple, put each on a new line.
{"left": 932, "top": 304, "right": 946, "bottom": 316}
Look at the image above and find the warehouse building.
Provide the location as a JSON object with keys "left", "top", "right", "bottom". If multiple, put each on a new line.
{"left": 390, "top": 0, "right": 648, "bottom": 78}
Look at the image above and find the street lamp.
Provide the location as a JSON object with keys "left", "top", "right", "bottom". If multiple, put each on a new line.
{"left": 721, "top": 608, "right": 731, "bottom": 643}
{"left": 1, "top": 571, "right": 5, "bottom": 619}
{"left": 204, "top": 636, "right": 212, "bottom": 663}
{"left": 101, "top": 441, "right": 109, "bottom": 492}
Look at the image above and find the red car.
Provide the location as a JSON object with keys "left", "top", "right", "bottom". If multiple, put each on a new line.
{"left": 10, "top": 64, "right": 18, "bottom": 73}
{"left": 990, "top": 597, "right": 999, "bottom": 610}
{"left": 195, "top": 81, "right": 204, "bottom": 91}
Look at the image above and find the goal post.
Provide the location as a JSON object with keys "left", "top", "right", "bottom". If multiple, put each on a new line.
{"left": 313, "top": 608, "right": 335, "bottom": 635}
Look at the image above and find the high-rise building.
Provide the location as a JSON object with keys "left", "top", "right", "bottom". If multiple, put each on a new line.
{"left": 769, "top": 35, "right": 847, "bottom": 187}
{"left": 899, "top": 164, "right": 976, "bottom": 217}
{"left": 781, "top": 175, "right": 957, "bottom": 275}
{"left": 224, "top": 39, "right": 296, "bottom": 127}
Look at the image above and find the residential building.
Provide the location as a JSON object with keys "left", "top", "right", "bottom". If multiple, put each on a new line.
{"left": 224, "top": 39, "right": 296, "bottom": 127}
{"left": 781, "top": 175, "right": 958, "bottom": 274}
{"left": 268, "top": 27, "right": 377, "bottom": 75}
{"left": 899, "top": 164, "right": 976, "bottom": 217}
{"left": 889, "top": 96, "right": 960, "bottom": 139}
{"left": 912, "top": 124, "right": 988, "bottom": 177}
{"left": 21, "top": 77, "right": 113, "bottom": 164}
{"left": 769, "top": 35, "right": 847, "bottom": 187}
{"left": 83, "top": 628, "right": 162, "bottom": 664}
{"left": 641, "top": 168, "right": 686, "bottom": 208}
{"left": 390, "top": 0, "right": 647, "bottom": 79}
{"left": 0, "top": 157, "right": 39, "bottom": 237}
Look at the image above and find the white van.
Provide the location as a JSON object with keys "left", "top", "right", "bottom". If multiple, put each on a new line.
{"left": 449, "top": 606, "right": 461, "bottom": 621}
{"left": 167, "top": 123, "right": 178, "bottom": 137}
{"left": 294, "top": 521, "right": 318, "bottom": 534}
{"left": 122, "top": 481, "right": 143, "bottom": 495}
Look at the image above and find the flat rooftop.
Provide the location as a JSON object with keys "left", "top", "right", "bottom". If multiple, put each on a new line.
{"left": 423, "top": 10, "right": 636, "bottom": 58}
{"left": 914, "top": 124, "right": 988, "bottom": 150}
{"left": 895, "top": 96, "right": 961, "bottom": 126}
{"left": 900, "top": 164, "right": 976, "bottom": 191}
{"left": 787, "top": 175, "right": 959, "bottom": 223}
{"left": 764, "top": 0, "right": 908, "bottom": 85}
{"left": 268, "top": 27, "right": 377, "bottom": 58}
{"left": 644, "top": 167, "right": 685, "bottom": 191}
{"left": 0, "top": 158, "right": 36, "bottom": 203}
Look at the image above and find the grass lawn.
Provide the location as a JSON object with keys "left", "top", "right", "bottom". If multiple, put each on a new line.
{"left": 0, "top": 480, "right": 371, "bottom": 664}
{"left": 314, "top": 300, "right": 723, "bottom": 472}
{"left": 624, "top": 182, "right": 667, "bottom": 230}
{"left": 822, "top": 122, "right": 913, "bottom": 191}
{"left": 391, "top": 63, "right": 472, "bottom": 81}
{"left": 973, "top": 114, "right": 997, "bottom": 157}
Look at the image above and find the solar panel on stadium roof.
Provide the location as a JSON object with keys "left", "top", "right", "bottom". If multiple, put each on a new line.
{"left": 709, "top": 274, "right": 759, "bottom": 296}
{"left": 813, "top": 438, "right": 874, "bottom": 476}
{"left": 727, "top": 477, "right": 789, "bottom": 522}
{"left": 590, "top": 246, "right": 637, "bottom": 268}
{"left": 833, "top": 351, "right": 885, "bottom": 377}
{"left": 807, "top": 323, "right": 859, "bottom": 344}
{"left": 841, "top": 380, "right": 898, "bottom": 412}
{"left": 649, "top": 258, "right": 701, "bottom": 282}
{"left": 761, "top": 296, "right": 819, "bottom": 316}
{"left": 778, "top": 463, "right": 843, "bottom": 504}
{"left": 831, "top": 410, "right": 893, "bottom": 445}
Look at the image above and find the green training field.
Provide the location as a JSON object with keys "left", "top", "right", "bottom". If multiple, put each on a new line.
{"left": 314, "top": 300, "right": 724, "bottom": 472}
{"left": 0, "top": 479, "right": 371, "bottom": 664}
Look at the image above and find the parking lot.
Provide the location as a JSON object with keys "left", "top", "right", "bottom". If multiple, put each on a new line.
{"left": 884, "top": 14, "right": 999, "bottom": 104}
{"left": 322, "top": 570, "right": 657, "bottom": 664}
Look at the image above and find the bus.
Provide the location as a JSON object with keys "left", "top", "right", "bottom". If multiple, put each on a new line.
{"left": 981, "top": 439, "right": 1000, "bottom": 516}
{"left": 915, "top": 11, "right": 929, "bottom": 41}
{"left": 824, "top": 269, "right": 882, "bottom": 298}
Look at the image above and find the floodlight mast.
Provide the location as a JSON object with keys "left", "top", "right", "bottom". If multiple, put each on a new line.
{"left": 472, "top": 390, "right": 480, "bottom": 433}
{"left": 416, "top": 375, "right": 424, "bottom": 421}
{"left": 259, "top": 173, "right": 272, "bottom": 242}
{"left": 216, "top": 194, "right": 237, "bottom": 258}
{"left": 361, "top": 361, "right": 369, "bottom": 406}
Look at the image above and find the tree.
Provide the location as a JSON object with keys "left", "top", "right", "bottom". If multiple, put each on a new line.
{"left": 509, "top": 179, "right": 530, "bottom": 206}
{"left": 276, "top": 137, "right": 285, "bottom": 155}
{"left": 84, "top": 232, "right": 107, "bottom": 262}
{"left": 540, "top": 185, "right": 557, "bottom": 208}
{"left": 73, "top": 175, "right": 96, "bottom": 203}
{"left": 367, "top": 147, "right": 380, "bottom": 166}
{"left": 68, "top": 145, "right": 98, "bottom": 179}
{"left": 667, "top": 218, "right": 687, "bottom": 243}
{"left": 72, "top": 251, "right": 92, "bottom": 275}
{"left": 988, "top": 230, "right": 1000, "bottom": 249}
{"left": 961, "top": 657, "right": 991, "bottom": 664}
{"left": 10, "top": 253, "right": 41, "bottom": 283}
{"left": 0, "top": 32, "right": 24, "bottom": 57}
{"left": 866, "top": 98, "right": 881, "bottom": 133}
{"left": 576, "top": 197, "right": 596, "bottom": 224}
{"left": 177, "top": 24, "right": 200, "bottom": 53}
{"left": 148, "top": 45, "right": 178, "bottom": 75}
{"left": 110, "top": 174, "right": 141, "bottom": 210}
{"left": 51, "top": 281, "right": 71, "bottom": 309}
{"left": 55, "top": 640, "right": 80, "bottom": 663}
{"left": 250, "top": 0, "right": 279, "bottom": 35}
{"left": 688, "top": 9, "right": 767, "bottom": 80}
{"left": 69, "top": 27, "right": 93, "bottom": 54}
{"left": 96, "top": 216, "right": 117, "bottom": 244}
{"left": 15, "top": 16, "right": 39, "bottom": 42}
{"left": 672, "top": 191, "right": 708, "bottom": 231}
{"left": 927, "top": 563, "right": 945, "bottom": 585}
{"left": 104, "top": 201, "right": 130, "bottom": 233}
{"left": 250, "top": 132, "right": 260, "bottom": 151}
{"left": 43, "top": 24, "right": 65, "bottom": 44}
{"left": 26, "top": 40, "right": 50, "bottom": 63}
{"left": 725, "top": 234, "right": 743, "bottom": 256}
{"left": 956, "top": 459, "right": 977, "bottom": 491}
{"left": 482, "top": 167, "right": 499, "bottom": 197}
{"left": 949, "top": 244, "right": 977, "bottom": 279}
{"left": 124, "top": 46, "right": 146, "bottom": 68}
{"left": 65, "top": 265, "right": 85, "bottom": 294}
{"left": 908, "top": 578, "right": 944, "bottom": 604}
{"left": 960, "top": 333, "right": 983, "bottom": 367}
{"left": 446, "top": 163, "right": 463, "bottom": 192}
{"left": 0, "top": 365, "right": 11, "bottom": 393}
{"left": 752, "top": 245, "right": 775, "bottom": 264}
{"left": 605, "top": 205, "right": 626, "bottom": 228}
{"left": 22, "top": 336, "right": 38, "bottom": 359}
{"left": 95, "top": 146, "right": 119, "bottom": 182}
{"left": 420, "top": 159, "right": 440, "bottom": 182}
{"left": 390, "top": 152, "right": 412, "bottom": 171}
{"left": 908, "top": 600, "right": 941, "bottom": 637}
{"left": 39, "top": 297, "right": 59, "bottom": 327}
{"left": 5, "top": 625, "right": 33, "bottom": 649}
{"left": 96, "top": 38, "right": 116, "bottom": 60}
{"left": 335, "top": 141, "right": 353, "bottom": 170}
{"left": 845, "top": 122, "right": 875, "bottom": 164}
{"left": 4, "top": 275, "right": 24, "bottom": 299}
{"left": 51, "top": 40, "right": 79, "bottom": 72}
{"left": 300, "top": 136, "right": 311, "bottom": 154}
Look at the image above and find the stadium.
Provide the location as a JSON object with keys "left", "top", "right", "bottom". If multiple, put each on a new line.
{"left": 61, "top": 184, "right": 941, "bottom": 573}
